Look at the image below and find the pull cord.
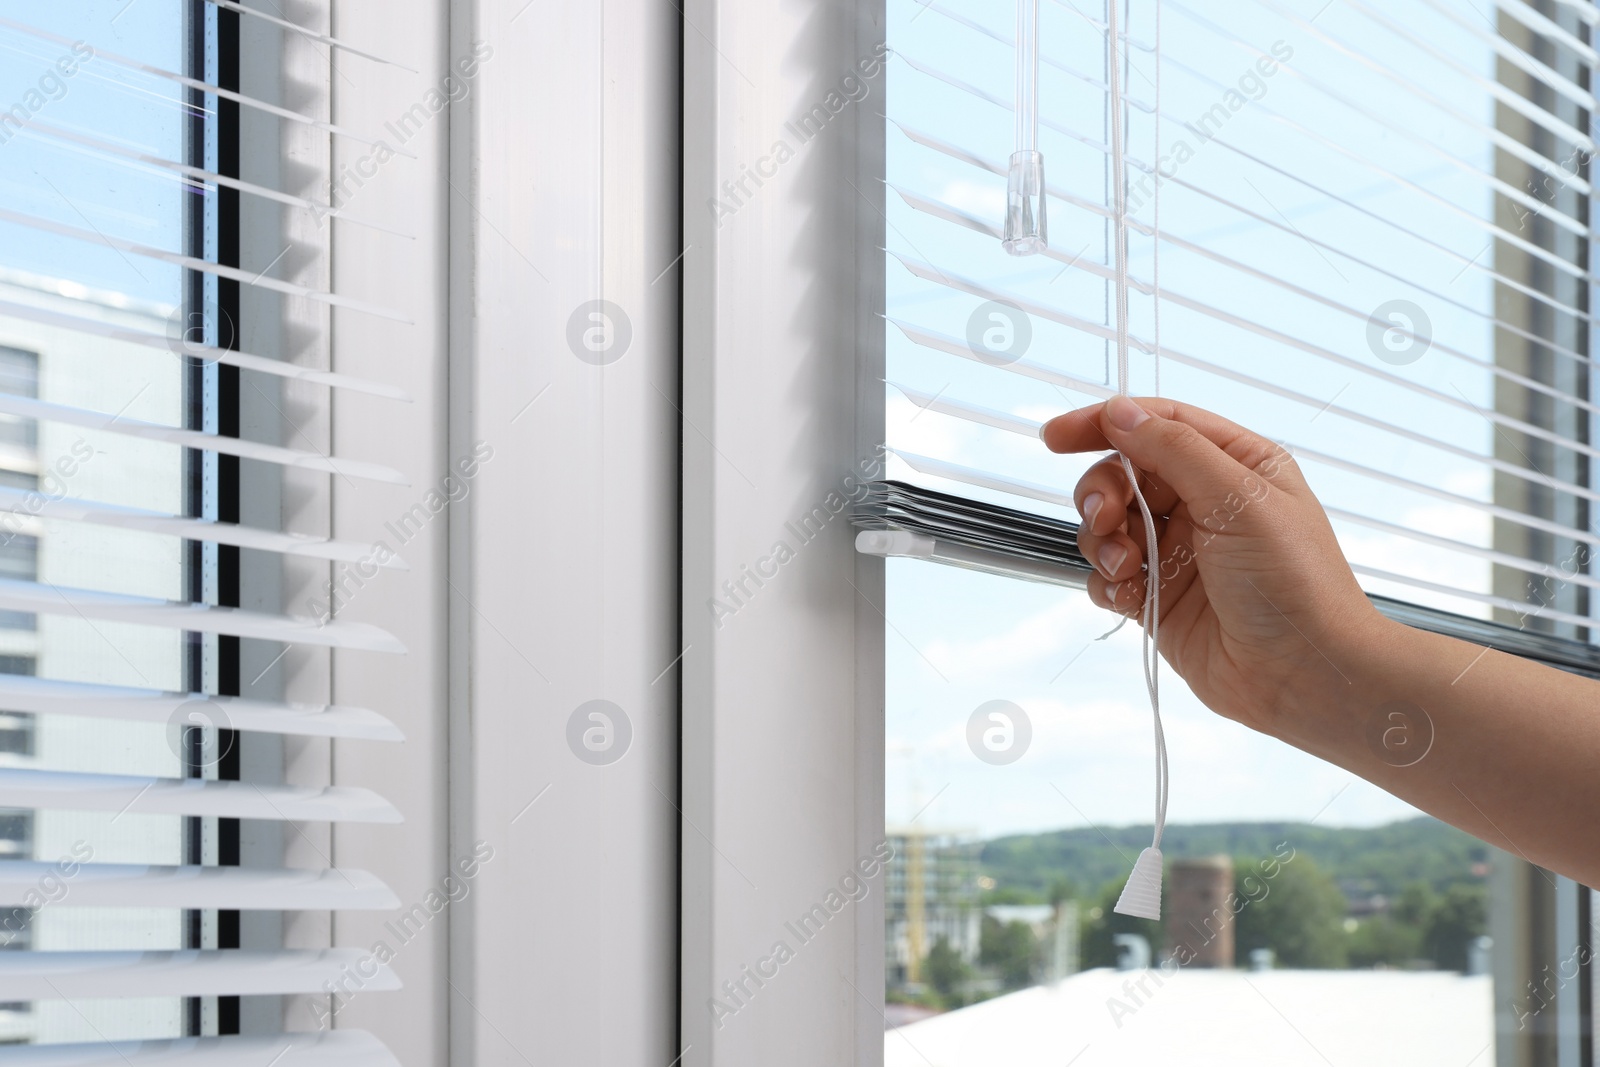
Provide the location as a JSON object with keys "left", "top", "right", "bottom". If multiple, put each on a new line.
{"left": 1110, "top": 0, "right": 1169, "bottom": 922}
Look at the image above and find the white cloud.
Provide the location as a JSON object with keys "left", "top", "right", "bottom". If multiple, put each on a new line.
{"left": 921, "top": 598, "right": 1110, "bottom": 683}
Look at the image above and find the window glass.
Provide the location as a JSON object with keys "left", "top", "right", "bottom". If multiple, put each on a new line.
{"left": 884, "top": 561, "right": 1494, "bottom": 1061}
{"left": 879, "top": 0, "right": 1583, "bottom": 1061}
{"left": 883, "top": 0, "right": 1588, "bottom": 629}
{"left": 0, "top": 0, "right": 193, "bottom": 1044}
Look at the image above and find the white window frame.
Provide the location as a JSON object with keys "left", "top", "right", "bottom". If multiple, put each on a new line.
{"left": 319, "top": 2, "right": 1600, "bottom": 1064}
{"left": 326, "top": 0, "right": 884, "bottom": 1060}
{"left": 325, "top": 0, "right": 683, "bottom": 1062}
{"left": 680, "top": 2, "right": 888, "bottom": 1063}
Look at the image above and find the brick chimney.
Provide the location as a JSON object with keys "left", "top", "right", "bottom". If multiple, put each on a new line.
{"left": 1165, "top": 855, "right": 1235, "bottom": 968}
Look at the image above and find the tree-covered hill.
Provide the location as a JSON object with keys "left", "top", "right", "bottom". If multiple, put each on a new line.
{"left": 979, "top": 816, "right": 1489, "bottom": 904}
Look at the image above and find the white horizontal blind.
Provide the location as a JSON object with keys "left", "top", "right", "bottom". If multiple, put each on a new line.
{"left": 0, "top": 0, "right": 407, "bottom": 1056}
{"left": 884, "top": 0, "right": 1597, "bottom": 637}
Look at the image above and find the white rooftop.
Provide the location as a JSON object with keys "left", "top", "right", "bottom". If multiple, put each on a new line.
{"left": 886, "top": 967, "right": 1492, "bottom": 1067}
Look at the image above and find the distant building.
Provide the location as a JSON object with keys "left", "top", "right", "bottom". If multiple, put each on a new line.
{"left": 1166, "top": 855, "right": 1235, "bottom": 969}
{"left": 884, "top": 827, "right": 981, "bottom": 987}
{"left": 0, "top": 267, "right": 187, "bottom": 1044}
{"left": 1343, "top": 888, "right": 1390, "bottom": 919}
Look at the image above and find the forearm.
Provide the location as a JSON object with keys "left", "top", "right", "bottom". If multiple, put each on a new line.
{"left": 1266, "top": 616, "right": 1600, "bottom": 888}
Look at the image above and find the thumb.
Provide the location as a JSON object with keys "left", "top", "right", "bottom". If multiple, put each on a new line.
{"left": 1100, "top": 395, "right": 1260, "bottom": 514}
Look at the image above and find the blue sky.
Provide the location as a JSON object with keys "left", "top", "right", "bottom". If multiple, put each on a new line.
{"left": 0, "top": 2, "right": 186, "bottom": 305}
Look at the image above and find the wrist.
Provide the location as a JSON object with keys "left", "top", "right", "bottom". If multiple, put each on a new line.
{"left": 1261, "top": 603, "right": 1413, "bottom": 759}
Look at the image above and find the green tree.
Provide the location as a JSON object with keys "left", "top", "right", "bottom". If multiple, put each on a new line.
{"left": 979, "top": 916, "right": 1039, "bottom": 988}
{"left": 1391, "top": 882, "right": 1436, "bottom": 928}
{"left": 1347, "top": 915, "right": 1421, "bottom": 968}
{"left": 1235, "top": 855, "right": 1348, "bottom": 968}
{"left": 1344, "top": 882, "right": 1434, "bottom": 969}
{"left": 1424, "top": 884, "right": 1486, "bottom": 973}
{"left": 978, "top": 818, "right": 1486, "bottom": 903}
{"left": 924, "top": 937, "right": 972, "bottom": 1004}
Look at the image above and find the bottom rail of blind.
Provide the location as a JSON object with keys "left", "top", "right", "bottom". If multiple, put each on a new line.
{"left": 855, "top": 480, "right": 1600, "bottom": 681}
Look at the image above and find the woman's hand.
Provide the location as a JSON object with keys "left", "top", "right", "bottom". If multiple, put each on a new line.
{"left": 1041, "top": 395, "right": 1385, "bottom": 740}
{"left": 1044, "top": 395, "right": 1600, "bottom": 886}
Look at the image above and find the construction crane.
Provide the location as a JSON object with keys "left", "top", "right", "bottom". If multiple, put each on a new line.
{"left": 906, "top": 823, "right": 926, "bottom": 984}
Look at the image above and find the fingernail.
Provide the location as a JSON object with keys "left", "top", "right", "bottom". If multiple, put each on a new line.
{"left": 1082, "top": 492, "right": 1104, "bottom": 529}
{"left": 1038, "top": 420, "right": 1051, "bottom": 444}
{"left": 1106, "top": 394, "right": 1151, "bottom": 432}
{"left": 1098, "top": 543, "right": 1128, "bottom": 578}
{"left": 1105, "top": 580, "right": 1123, "bottom": 604}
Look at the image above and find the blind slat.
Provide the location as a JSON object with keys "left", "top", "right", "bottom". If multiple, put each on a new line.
{"left": 923, "top": 1, "right": 1158, "bottom": 111}
{"left": 899, "top": 383, "right": 1600, "bottom": 590}
{"left": 894, "top": 257, "right": 1600, "bottom": 506}
{"left": 0, "top": 768, "right": 402, "bottom": 822}
{"left": 0, "top": 577, "right": 407, "bottom": 653}
{"left": 1169, "top": 1, "right": 1592, "bottom": 197}
{"left": 0, "top": 392, "right": 408, "bottom": 485}
{"left": 0, "top": 2, "right": 412, "bottom": 1041}
{"left": 0, "top": 862, "right": 399, "bottom": 910}
{"left": 0, "top": 948, "right": 400, "bottom": 1000}
{"left": 14, "top": 118, "right": 412, "bottom": 238}
{"left": 0, "top": 672, "right": 403, "bottom": 741}
{"left": 1295, "top": 0, "right": 1594, "bottom": 149}
{"left": 899, "top": 50, "right": 1592, "bottom": 282}
{"left": 203, "top": 0, "right": 416, "bottom": 71}
{"left": 1412, "top": 0, "right": 1595, "bottom": 109}
{"left": 892, "top": 448, "right": 1075, "bottom": 509}
{"left": 895, "top": 184, "right": 1598, "bottom": 419}
{"left": 0, "top": 16, "right": 414, "bottom": 156}
{"left": 0, "top": 296, "right": 411, "bottom": 400}
{"left": 0, "top": 483, "right": 409, "bottom": 569}
{"left": 927, "top": 0, "right": 1594, "bottom": 218}
{"left": 890, "top": 317, "right": 1600, "bottom": 554}
{"left": 0, "top": 206, "right": 410, "bottom": 323}
{"left": 897, "top": 121, "right": 1594, "bottom": 363}
{"left": 1351, "top": 562, "right": 1599, "bottom": 631}
{"left": 0, "top": 1031, "right": 400, "bottom": 1066}
{"left": 1157, "top": 43, "right": 1590, "bottom": 231}
{"left": 1497, "top": 0, "right": 1599, "bottom": 59}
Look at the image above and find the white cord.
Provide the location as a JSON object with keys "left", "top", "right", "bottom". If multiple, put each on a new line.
{"left": 1109, "top": 0, "right": 1168, "bottom": 856}
{"left": 1153, "top": 0, "right": 1162, "bottom": 401}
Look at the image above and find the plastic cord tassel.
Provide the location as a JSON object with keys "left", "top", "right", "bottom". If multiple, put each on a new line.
{"left": 1115, "top": 846, "right": 1165, "bottom": 920}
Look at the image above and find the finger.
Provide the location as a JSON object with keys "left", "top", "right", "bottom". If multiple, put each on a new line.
{"left": 1077, "top": 524, "right": 1145, "bottom": 583}
{"left": 1087, "top": 518, "right": 1201, "bottom": 624}
{"left": 1067, "top": 396, "right": 1279, "bottom": 514}
{"left": 1076, "top": 503, "right": 1168, "bottom": 581}
{"left": 1087, "top": 570, "right": 1144, "bottom": 618}
{"left": 1042, "top": 396, "right": 1302, "bottom": 493}
{"left": 1075, "top": 454, "right": 1180, "bottom": 534}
